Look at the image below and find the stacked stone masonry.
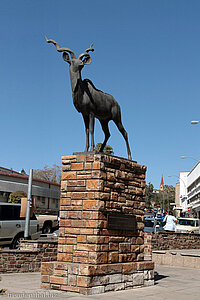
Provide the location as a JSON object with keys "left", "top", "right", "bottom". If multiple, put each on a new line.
{"left": 144, "top": 232, "right": 152, "bottom": 260}
{"left": 41, "top": 153, "right": 154, "bottom": 295}
{"left": 152, "top": 232, "right": 200, "bottom": 250}
{"left": 0, "top": 241, "right": 57, "bottom": 273}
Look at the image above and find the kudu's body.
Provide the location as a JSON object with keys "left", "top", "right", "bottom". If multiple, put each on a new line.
{"left": 45, "top": 37, "right": 132, "bottom": 160}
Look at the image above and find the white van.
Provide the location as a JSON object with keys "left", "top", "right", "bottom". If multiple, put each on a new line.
{"left": 0, "top": 203, "right": 40, "bottom": 249}
{"left": 176, "top": 217, "right": 199, "bottom": 234}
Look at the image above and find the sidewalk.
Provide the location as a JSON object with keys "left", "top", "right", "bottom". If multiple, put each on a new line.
{"left": 1, "top": 265, "right": 200, "bottom": 300}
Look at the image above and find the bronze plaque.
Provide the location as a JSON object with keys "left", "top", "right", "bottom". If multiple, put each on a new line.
{"left": 107, "top": 213, "right": 136, "bottom": 230}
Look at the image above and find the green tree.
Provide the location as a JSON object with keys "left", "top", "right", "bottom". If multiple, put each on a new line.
{"left": 145, "top": 183, "right": 175, "bottom": 211}
{"left": 163, "top": 184, "right": 175, "bottom": 210}
{"left": 33, "top": 164, "right": 61, "bottom": 184}
{"left": 156, "top": 185, "right": 175, "bottom": 211}
{"left": 145, "top": 182, "right": 154, "bottom": 208}
{"left": 95, "top": 143, "right": 114, "bottom": 155}
{"left": 154, "top": 192, "right": 161, "bottom": 208}
{"left": 8, "top": 191, "right": 27, "bottom": 204}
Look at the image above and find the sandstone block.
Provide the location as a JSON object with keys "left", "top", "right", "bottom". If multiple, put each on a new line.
{"left": 54, "top": 269, "right": 67, "bottom": 277}
{"left": 119, "top": 243, "right": 131, "bottom": 253}
{"left": 87, "top": 179, "right": 104, "bottom": 190}
{"left": 90, "top": 275, "right": 108, "bottom": 286}
{"left": 122, "top": 262, "right": 137, "bottom": 274}
{"left": 105, "top": 282, "right": 125, "bottom": 292}
{"left": 41, "top": 275, "right": 50, "bottom": 283}
{"left": 76, "top": 154, "right": 85, "bottom": 161}
{"left": 109, "top": 243, "right": 119, "bottom": 251}
{"left": 68, "top": 274, "right": 77, "bottom": 286}
{"left": 108, "top": 252, "right": 119, "bottom": 263}
{"left": 88, "top": 286, "right": 105, "bottom": 295}
{"left": 41, "top": 282, "right": 52, "bottom": 289}
{"left": 77, "top": 235, "right": 86, "bottom": 243}
{"left": 62, "top": 172, "right": 76, "bottom": 180}
{"left": 61, "top": 285, "right": 80, "bottom": 292}
{"left": 57, "top": 253, "right": 73, "bottom": 262}
{"left": 108, "top": 274, "right": 122, "bottom": 284}
{"left": 71, "top": 163, "right": 84, "bottom": 170}
{"left": 68, "top": 264, "right": 79, "bottom": 275}
{"left": 50, "top": 276, "right": 68, "bottom": 285}
{"left": 93, "top": 162, "right": 100, "bottom": 169}
{"left": 54, "top": 263, "right": 67, "bottom": 272}
{"left": 83, "top": 200, "right": 98, "bottom": 210}
{"left": 132, "top": 273, "right": 144, "bottom": 286}
{"left": 41, "top": 262, "right": 54, "bottom": 275}
{"left": 77, "top": 276, "right": 90, "bottom": 287}
{"left": 68, "top": 211, "right": 82, "bottom": 219}
{"left": 144, "top": 279, "right": 154, "bottom": 286}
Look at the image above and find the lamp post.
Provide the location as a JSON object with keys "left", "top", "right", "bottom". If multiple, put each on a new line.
{"left": 24, "top": 169, "right": 33, "bottom": 239}
{"left": 191, "top": 120, "right": 200, "bottom": 124}
{"left": 168, "top": 174, "right": 186, "bottom": 188}
{"left": 181, "top": 156, "right": 198, "bottom": 162}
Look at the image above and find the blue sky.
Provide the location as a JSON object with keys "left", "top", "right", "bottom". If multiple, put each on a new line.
{"left": 1, "top": 0, "right": 200, "bottom": 188}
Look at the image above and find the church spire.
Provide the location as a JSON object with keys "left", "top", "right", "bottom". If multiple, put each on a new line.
{"left": 160, "top": 175, "right": 164, "bottom": 191}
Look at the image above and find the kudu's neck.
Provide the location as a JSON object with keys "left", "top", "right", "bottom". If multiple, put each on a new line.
{"left": 69, "top": 68, "right": 82, "bottom": 93}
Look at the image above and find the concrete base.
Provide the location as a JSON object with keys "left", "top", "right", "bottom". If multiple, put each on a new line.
{"left": 153, "top": 249, "right": 200, "bottom": 269}
{"left": 41, "top": 260, "right": 154, "bottom": 294}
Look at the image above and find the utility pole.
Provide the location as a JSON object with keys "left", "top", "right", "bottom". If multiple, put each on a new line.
{"left": 24, "top": 169, "right": 33, "bottom": 239}
{"left": 167, "top": 191, "right": 170, "bottom": 213}
{"left": 162, "top": 192, "right": 165, "bottom": 212}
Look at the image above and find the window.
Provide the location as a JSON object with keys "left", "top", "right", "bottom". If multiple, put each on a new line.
{"left": 0, "top": 205, "right": 20, "bottom": 221}
{"left": 178, "top": 219, "right": 196, "bottom": 226}
{"left": 36, "top": 196, "right": 46, "bottom": 208}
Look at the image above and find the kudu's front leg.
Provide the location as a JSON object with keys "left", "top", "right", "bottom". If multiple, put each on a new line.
{"left": 83, "top": 115, "right": 89, "bottom": 152}
{"left": 99, "top": 120, "right": 111, "bottom": 153}
{"left": 90, "top": 114, "right": 95, "bottom": 151}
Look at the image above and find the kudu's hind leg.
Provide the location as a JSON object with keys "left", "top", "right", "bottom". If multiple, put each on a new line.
{"left": 83, "top": 115, "right": 90, "bottom": 152}
{"left": 114, "top": 120, "right": 132, "bottom": 160}
{"left": 99, "top": 120, "right": 111, "bottom": 153}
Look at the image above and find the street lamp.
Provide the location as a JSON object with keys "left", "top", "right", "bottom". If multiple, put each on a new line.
{"left": 181, "top": 156, "right": 199, "bottom": 162}
{"left": 191, "top": 120, "right": 200, "bottom": 124}
{"left": 168, "top": 175, "right": 186, "bottom": 187}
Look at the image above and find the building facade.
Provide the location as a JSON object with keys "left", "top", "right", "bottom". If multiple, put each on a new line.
{"left": 174, "top": 172, "right": 189, "bottom": 217}
{"left": 175, "top": 182, "right": 181, "bottom": 216}
{"left": 187, "top": 162, "right": 200, "bottom": 218}
{"left": 180, "top": 171, "right": 189, "bottom": 214}
{"left": 0, "top": 167, "right": 60, "bottom": 214}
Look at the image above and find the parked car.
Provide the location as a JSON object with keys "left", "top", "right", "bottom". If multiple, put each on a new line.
{"left": 51, "top": 229, "right": 59, "bottom": 241}
{"left": 176, "top": 217, "right": 199, "bottom": 234}
{"left": 144, "top": 217, "right": 164, "bottom": 232}
{"left": 144, "top": 214, "right": 154, "bottom": 219}
{"left": 156, "top": 213, "right": 163, "bottom": 219}
{"left": 0, "top": 202, "right": 40, "bottom": 249}
{"left": 36, "top": 213, "right": 59, "bottom": 233}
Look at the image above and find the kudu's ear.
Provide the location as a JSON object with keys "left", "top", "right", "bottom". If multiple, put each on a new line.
{"left": 81, "top": 55, "right": 92, "bottom": 65}
{"left": 62, "top": 52, "right": 71, "bottom": 64}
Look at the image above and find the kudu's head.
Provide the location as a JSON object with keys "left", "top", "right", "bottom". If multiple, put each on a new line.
{"left": 45, "top": 36, "right": 94, "bottom": 73}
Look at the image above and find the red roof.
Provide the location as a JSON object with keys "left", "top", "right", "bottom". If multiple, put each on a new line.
{"left": 0, "top": 171, "right": 60, "bottom": 187}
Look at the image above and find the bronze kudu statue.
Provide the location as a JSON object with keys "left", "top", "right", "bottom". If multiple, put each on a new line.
{"left": 45, "top": 37, "right": 132, "bottom": 160}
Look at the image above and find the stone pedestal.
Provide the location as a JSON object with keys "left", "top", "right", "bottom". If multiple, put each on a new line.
{"left": 41, "top": 153, "right": 154, "bottom": 295}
